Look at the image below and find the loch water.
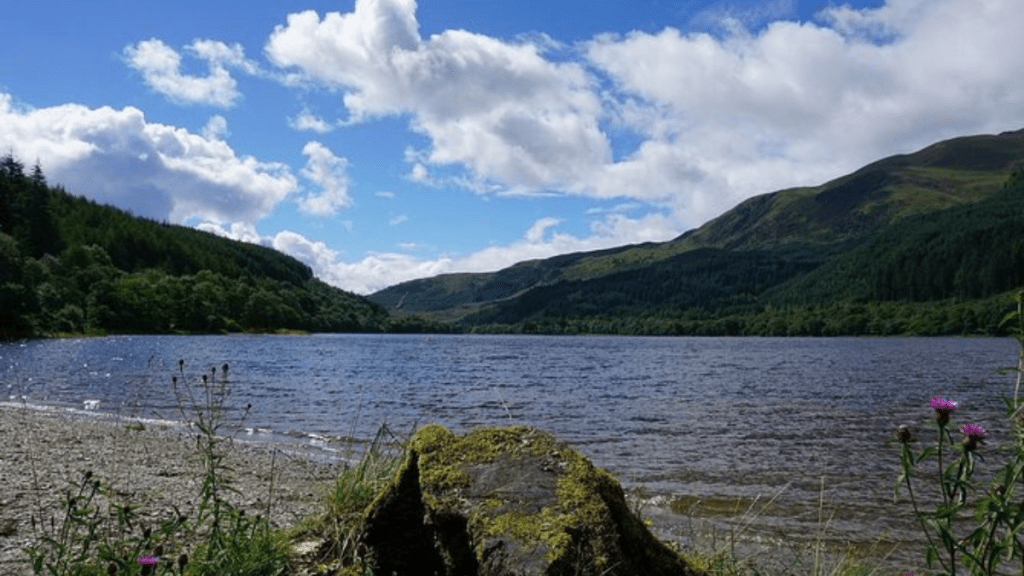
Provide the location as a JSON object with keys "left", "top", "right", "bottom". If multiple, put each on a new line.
{"left": 1, "top": 334, "right": 1019, "bottom": 568}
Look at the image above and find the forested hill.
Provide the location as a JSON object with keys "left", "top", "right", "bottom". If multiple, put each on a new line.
{"left": 0, "top": 155, "right": 388, "bottom": 338}
{"left": 369, "top": 128, "right": 1024, "bottom": 336}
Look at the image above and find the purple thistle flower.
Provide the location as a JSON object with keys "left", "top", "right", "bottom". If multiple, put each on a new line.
{"left": 930, "top": 397, "right": 957, "bottom": 425}
{"left": 139, "top": 555, "right": 158, "bottom": 576}
{"left": 961, "top": 423, "right": 986, "bottom": 451}
{"left": 961, "top": 423, "right": 986, "bottom": 439}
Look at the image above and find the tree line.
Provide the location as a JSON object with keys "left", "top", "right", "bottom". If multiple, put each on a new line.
{"left": 0, "top": 154, "right": 388, "bottom": 338}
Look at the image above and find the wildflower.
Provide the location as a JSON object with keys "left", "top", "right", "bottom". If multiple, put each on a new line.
{"left": 961, "top": 423, "right": 987, "bottom": 451}
{"left": 139, "top": 555, "right": 158, "bottom": 576}
{"left": 930, "top": 397, "right": 957, "bottom": 426}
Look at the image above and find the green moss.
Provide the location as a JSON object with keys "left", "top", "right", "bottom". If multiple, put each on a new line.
{"left": 407, "top": 424, "right": 618, "bottom": 564}
{"left": 413, "top": 424, "right": 553, "bottom": 497}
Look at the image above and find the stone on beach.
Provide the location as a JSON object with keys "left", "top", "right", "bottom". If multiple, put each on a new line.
{"left": 360, "top": 424, "right": 698, "bottom": 576}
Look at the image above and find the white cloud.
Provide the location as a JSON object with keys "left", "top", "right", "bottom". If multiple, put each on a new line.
{"left": 375, "top": 190, "right": 395, "bottom": 199}
{"left": 189, "top": 39, "right": 261, "bottom": 75}
{"left": 271, "top": 230, "right": 342, "bottom": 274}
{"left": 202, "top": 115, "right": 229, "bottom": 140}
{"left": 124, "top": 39, "right": 252, "bottom": 107}
{"left": 196, "top": 221, "right": 263, "bottom": 244}
{"left": 289, "top": 108, "right": 335, "bottom": 133}
{"left": 580, "top": 0, "right": 1024, "bottom": 225}
{"left": 263, "top": 212, "right": 678, "bottom": 294}
{"left": 298, "top": 141, "right": 352, "bottom": 216}
{"left": 266, "top": 0, "right": 611, "bottom": 196}
{"left": 388, "top": 214, "right": 408, "bottom": 226}
{"left": 0, "top": 93, "right": 297, "bottom": 224}
{"left": 524, "top": 217, "right": 560, "bottom": 243}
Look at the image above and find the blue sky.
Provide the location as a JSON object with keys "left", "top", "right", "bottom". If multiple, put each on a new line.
{"left": 2, "top": 0, "right": 1022, "bottom": 294}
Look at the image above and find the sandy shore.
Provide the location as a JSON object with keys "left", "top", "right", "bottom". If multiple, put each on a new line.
{"left": 0, "top": 404, "right": 343, "bottom": 576}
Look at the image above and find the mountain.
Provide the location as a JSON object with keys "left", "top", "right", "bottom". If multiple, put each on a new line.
{"left": 369, "top": 128, "right": 1024, "bottom": 335}
{"left": 0, "top": 155, "right": 388, "bottom": 338}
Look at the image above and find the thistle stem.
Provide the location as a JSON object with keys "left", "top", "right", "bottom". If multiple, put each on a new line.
{"left": 904, "top": 461, "right": 952, "bottom": 575}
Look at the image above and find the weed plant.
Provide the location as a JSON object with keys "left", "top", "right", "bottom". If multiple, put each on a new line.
{"left": 287, "top": 424, "right": 406, "bottom": 575}
{"left": 894, "top": 292, "right": 1024, "bottom": 576}
{"left": 666, "top": 482, "right": 890, "bottom": 576}
{"left": 23, "top": 360, "right": 289, "bottom": 576}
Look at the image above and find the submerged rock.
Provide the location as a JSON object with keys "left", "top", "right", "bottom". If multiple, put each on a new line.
{"left": 360, "top": 424, "right": 698, "bottom": 576}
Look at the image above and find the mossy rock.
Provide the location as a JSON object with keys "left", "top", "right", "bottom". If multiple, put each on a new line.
{"left": 360, "top": 424, "right": 699, "bottom": 576}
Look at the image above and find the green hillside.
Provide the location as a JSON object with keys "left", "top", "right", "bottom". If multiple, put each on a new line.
{"left": 768, "top": 170, "right": 1024, "bottom": 304}
{"left": 0, "top": 155, "right": 388, "bottom": 338}
{"left": 369, "top": 128, "right": 1024, "bottom": 335}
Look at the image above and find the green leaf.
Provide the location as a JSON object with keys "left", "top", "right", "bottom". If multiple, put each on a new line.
{"left": 926, "top": 544, "right": 938, "bottom": 567}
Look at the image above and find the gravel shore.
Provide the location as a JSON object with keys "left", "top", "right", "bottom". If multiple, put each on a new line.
{"left": 0, "top": 404, "right": 342, "bottom": 575}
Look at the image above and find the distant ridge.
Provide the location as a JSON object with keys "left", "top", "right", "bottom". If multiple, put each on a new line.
{"left": 369, "top": 128, "right": 1024, "bottom": 336}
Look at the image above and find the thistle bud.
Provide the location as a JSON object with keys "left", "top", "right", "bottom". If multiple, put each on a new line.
{"left": 896, "top": 425, "right": 916, "bottom": 444}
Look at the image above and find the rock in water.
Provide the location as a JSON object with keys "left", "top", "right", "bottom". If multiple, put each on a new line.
{"left": 361, "top": 424, "right": 698, "bottom": 576}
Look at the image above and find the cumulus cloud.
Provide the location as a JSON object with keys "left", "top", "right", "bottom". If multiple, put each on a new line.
{"left": 289, "top": 108, "right": 335, "bottom": 133}
{"left": 585, "top": 0, "right": 1024, "bottom": 221}
{"left": 124, "top": 38, "right": 260, "bottom": 107}
{"left": 202, "top": 115, "right": 229, "bottom": 140}
{"left": 0, "top": 93, "right": 297, "bottom": 224}
{"left": 271, "top": 230, "right": 342, "bottom": 274}
{"left": 298, "top": 141, "right": 352, "bottom": 216}
{"left": 196, "top": 221, "right": 263, "bottom": 244}
{"left": 266, "top": 0, "right": 611, "bottom": 195}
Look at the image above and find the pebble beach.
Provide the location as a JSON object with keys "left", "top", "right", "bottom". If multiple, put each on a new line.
{"left": 0, "top": 403, "right": 342, "bottom": 575}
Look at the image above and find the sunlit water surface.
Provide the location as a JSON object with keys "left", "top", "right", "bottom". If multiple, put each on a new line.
{"left": 1, "top": 334, "right": 1018, "bottom": 569}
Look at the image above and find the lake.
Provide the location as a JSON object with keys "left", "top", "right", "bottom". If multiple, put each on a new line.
{"left": 1, "top": 334, "right": 1019, "bottom": 568}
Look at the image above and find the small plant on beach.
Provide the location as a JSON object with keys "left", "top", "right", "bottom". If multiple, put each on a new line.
{"left": 287, "top": 424, "right": 405, "bottom": 575}
{"left": 170, "top": 360, "right": 289, "bottom": 576}
{"left": 22, "top": 469, "right": 105, "bottom": 576}
{"left": 672, "top": 483, "right": 885, "bottom": 576}
{"left": 894, "top": 292, "right": 1024, "bottom": 576}
{"left": 23, "top": 360, "right": 288, "bottom": 576}
{"left": 23, "top": 467, "right": 191, "bottom": 576}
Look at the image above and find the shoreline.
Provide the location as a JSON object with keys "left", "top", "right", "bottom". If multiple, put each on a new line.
{"left": 0, "top": 402, "right": 930, "bottom": 575}
{"left": 0, "top": 404, "right": 342, "bottom": 576}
